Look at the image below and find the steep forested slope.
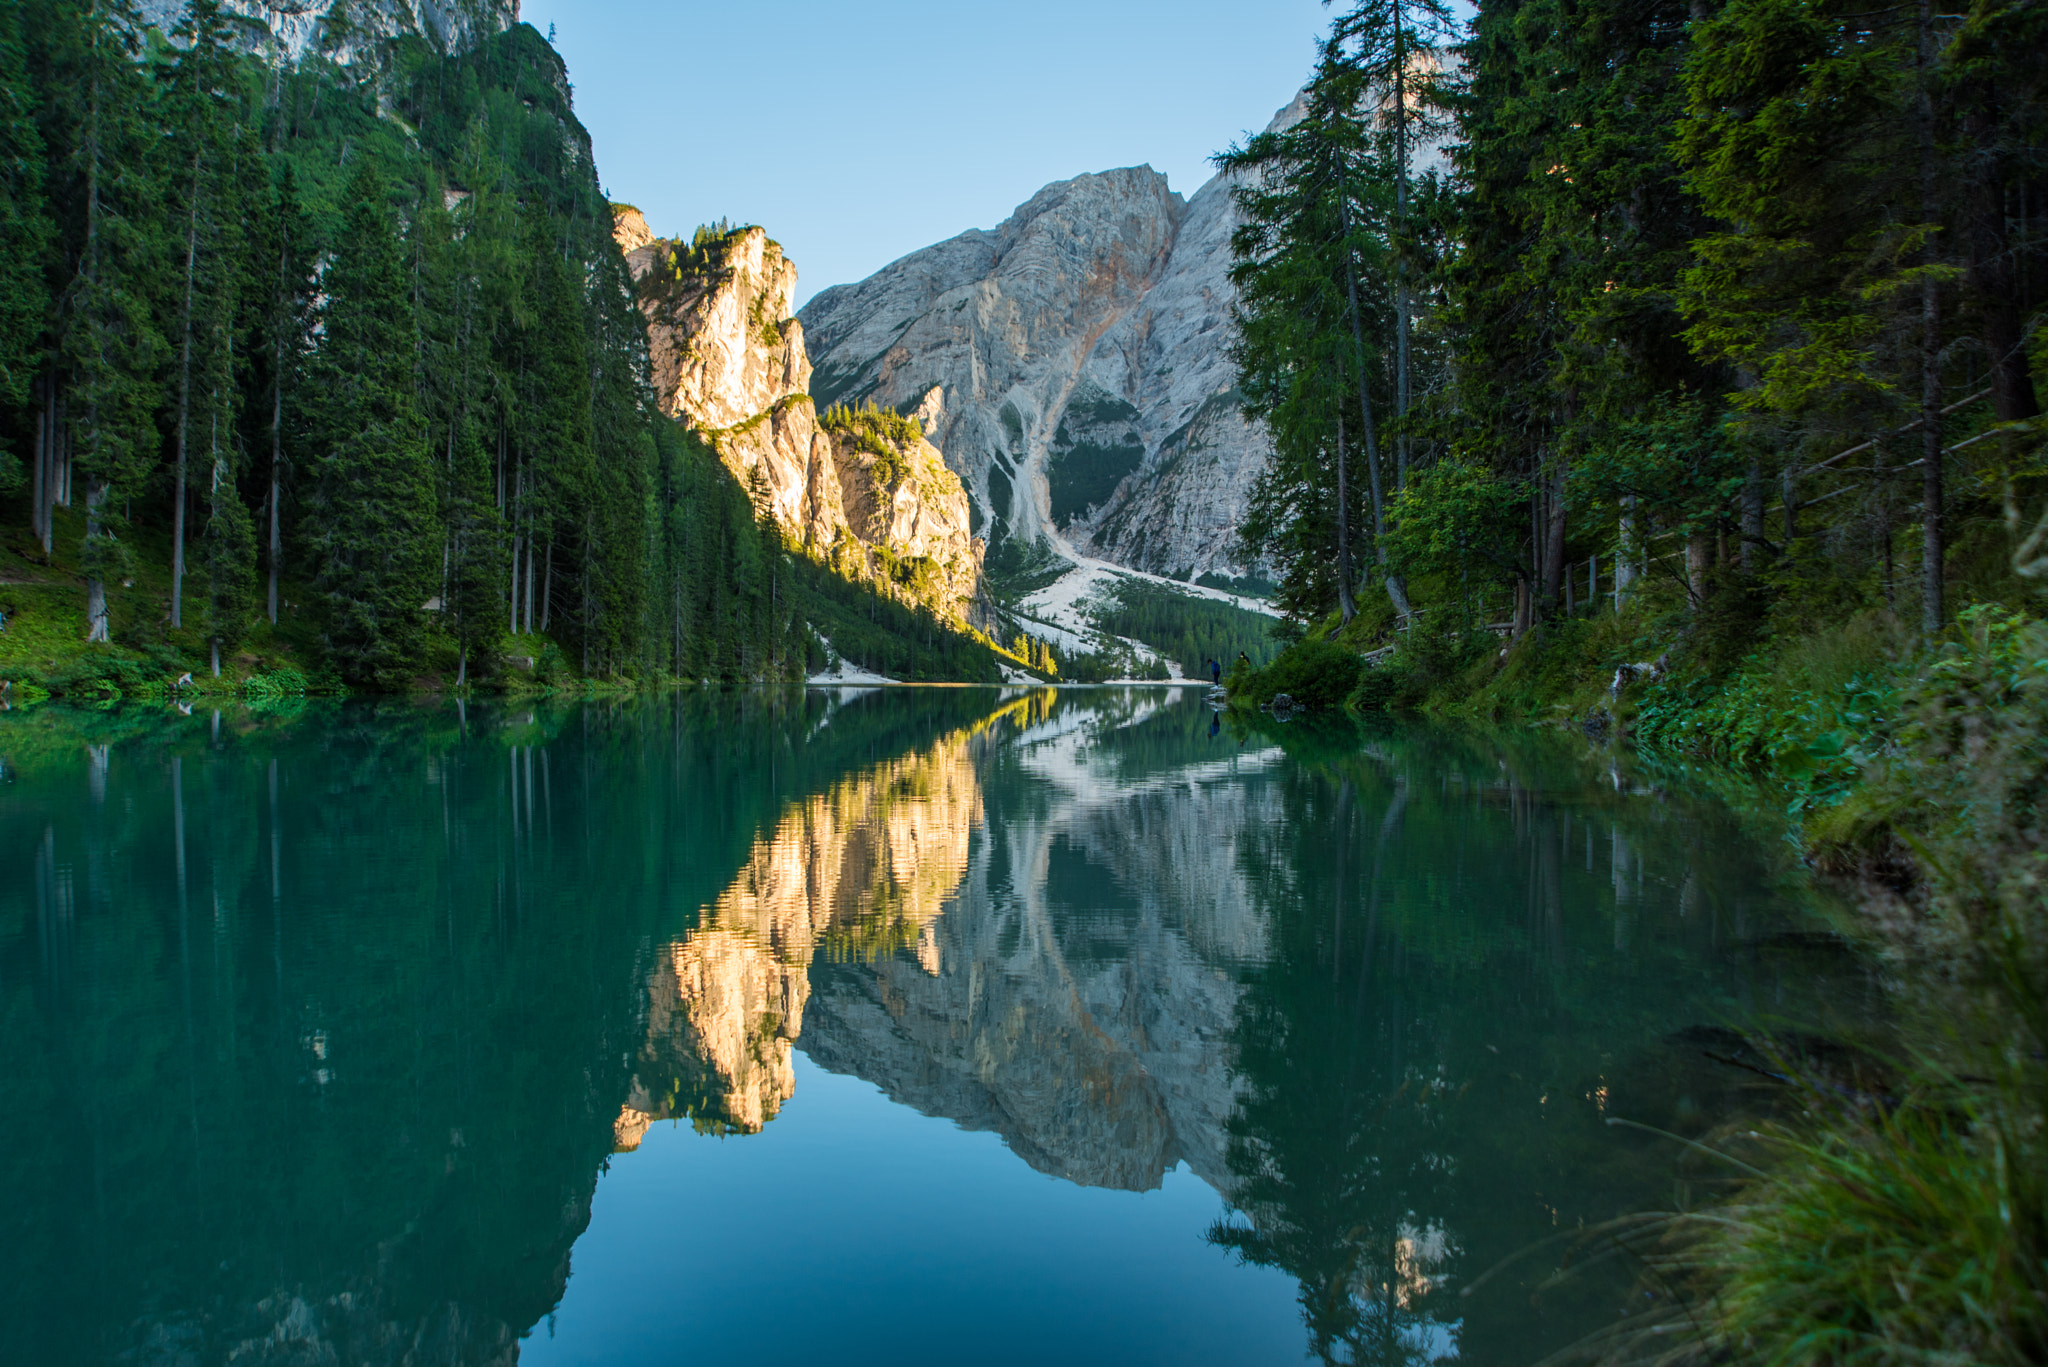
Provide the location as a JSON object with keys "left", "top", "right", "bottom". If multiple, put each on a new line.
{"left": 0, "top": 0, "right": 1003, "bottom": 693}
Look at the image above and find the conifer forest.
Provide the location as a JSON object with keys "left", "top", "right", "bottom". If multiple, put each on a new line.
{"left": 0, "top": 0, "right": 1005, "bottom": 694}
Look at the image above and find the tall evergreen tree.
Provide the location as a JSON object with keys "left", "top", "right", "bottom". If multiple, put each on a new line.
{"left": 302, "top": 161, "right": 439, "bottom": 684}
{"left": 161, "top": 0, "right": 243, "bottom": 630}
{"left": 0, "top": 0, "right": 51, "bottom": 496}
{"left": 47, "top": 0, "right": 166, "bottom": 643}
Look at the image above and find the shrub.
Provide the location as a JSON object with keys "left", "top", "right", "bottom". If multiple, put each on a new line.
{"left": 1235, "top": 638, "right": 1363, "bottom": 709}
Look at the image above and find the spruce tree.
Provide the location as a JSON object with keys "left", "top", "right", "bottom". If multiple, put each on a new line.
{"left": 244, "top": 160, "right": 315, "bottom": 627}
{"left": 303, "top": 161, "right": 439, "bottom": 685}
{"left": 0, "top": 0, "right": 51, "bottom": 495}
{"left": 161, "top": 0, "right": 242, "bottom": 630}
{"left": 48, "top": 0, "right": 166, "bottom": 643}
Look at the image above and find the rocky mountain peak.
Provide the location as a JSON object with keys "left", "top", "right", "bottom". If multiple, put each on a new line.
{"left": 796, "top": 146, "right": 1284, "bottom": 589}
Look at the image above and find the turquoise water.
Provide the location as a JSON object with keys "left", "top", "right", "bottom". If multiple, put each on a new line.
{"left": 0, "top": 688, "right": 1873, "bottom": 1365}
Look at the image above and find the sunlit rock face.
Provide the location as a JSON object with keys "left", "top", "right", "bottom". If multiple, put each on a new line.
{"left": 618, "top": 730, "right": 986, "bottom": 1139}
{"left": 137, "top": 0, "right": 518, "bottom": 64}
{"left": 614, "top": 214, "right": 983, "bottom": 621}
{"left": 797, "top": 140, "right": 1296, "bottom": 584}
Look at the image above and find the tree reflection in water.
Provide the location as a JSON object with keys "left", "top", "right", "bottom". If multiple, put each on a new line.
{"left": 1206, "top": 715, "right": 1878, "bottom": 1366}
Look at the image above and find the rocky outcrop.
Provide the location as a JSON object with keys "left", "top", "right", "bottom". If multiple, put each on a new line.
{"left": 138, "top": 0, "right": 518, "bottom": 65}
{"left": 616, "top": 213, "right": 983, "bottom": 621}
{"left": 797, "top": 140, "right": 1293, "bottom": 585}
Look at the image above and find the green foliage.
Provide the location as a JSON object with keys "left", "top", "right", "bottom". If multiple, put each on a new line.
{"left": 301, "top": 162, "right": 440, "bottom": 687}
{"left": 1233, "top": 638, "right": 1365, "bottom": 709}
{"left": 818, "top": 399, "right": 923, "bottom": 479}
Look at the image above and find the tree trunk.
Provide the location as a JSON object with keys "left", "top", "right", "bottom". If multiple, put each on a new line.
{"left": 540, "top": 541, "right": 553, "bottom": 633}
{"left": 173, "top": 159, "right": 201, "bottom": 632}
{"left": 1335, "top": 411, "right": 1356, "bottom": 623}
{"left": 1740, "top": 459, "right": 1764, "bottom": 575}
{"left": 1686, "top": 533, "right": 1712, "bottom": 610}
{"left": 1391, "top": 0, "right": 1411, "bottom": 492}
{"left": 1539, "top": 465, "right": 1566, "bottom": 615}
{"left": 1337, "top": 163, "right": 1386, "bottom": 563}
{"left": 1917, "top": 0, "right": 1944, "bottom": 636}
{"left": 85, "top": 483, "right": 110, "bottom": 643}
{"left": 1922, "top": 277, "right": 1944, "bottom": 635}
{"left": 1780, "top": 466, "right": 1798, "bottom": 550}
{"left": 31, "top": 375, "right": 46, "bottom": 551}
{"left": 1614, "top": 496, "right": 1638, "bottom": 607}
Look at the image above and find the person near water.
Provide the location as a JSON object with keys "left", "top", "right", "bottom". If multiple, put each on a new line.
{"left": 1209, "top": 658, "right": 1221, "bottom": 686}
{"left": 1237, "top": 650, "right": 1252, "bottom": 672}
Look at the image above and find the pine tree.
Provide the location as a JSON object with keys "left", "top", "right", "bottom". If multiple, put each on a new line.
{"left": 0, "top": 0, "right": 52, "bottom": 496}
{"left": 161, "top": 0, "right": 243, "bottom": 631}
{"left": 243, "top": 159, "right": 315, "bottom": 626}
{"left": 444, "top": 413, "right": 505, "bottom": 685}
{"left": 48, "top": 0, "right": 166, "bottom": 643}
{"left": 303, "top": 161, "right": 440, "bottom": 684}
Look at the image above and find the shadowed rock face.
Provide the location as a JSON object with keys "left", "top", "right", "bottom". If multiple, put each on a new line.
{"left": 137, "top": 0, "right": 519, "bottom": 64}
{"left": 797, "top": 136, "right": 1298, "bottom": 584}
{"left": 614, "top": 213, "right": 983, "bottom": 621}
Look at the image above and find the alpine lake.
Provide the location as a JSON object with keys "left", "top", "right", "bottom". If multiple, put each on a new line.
{"left": 0, "top": 686, "right": 1882, "bottom": 1366}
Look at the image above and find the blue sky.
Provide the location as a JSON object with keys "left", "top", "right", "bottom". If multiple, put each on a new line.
{"left": 518, "top": 0, "right": 1339, "bottom": 306}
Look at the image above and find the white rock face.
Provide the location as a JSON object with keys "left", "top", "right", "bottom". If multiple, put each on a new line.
{"left": 137, "top": 0, "right": 518, "bottom": 64}
{"left": 798, "top": 113, "right": 1305, "bottom": 587}
{"left": 617, "top": 214, "right": 984, "bottom": 621}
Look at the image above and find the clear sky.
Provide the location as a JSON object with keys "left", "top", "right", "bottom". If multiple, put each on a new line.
{"left": 517, "top": 0, "right": 1338, "bottom": 307}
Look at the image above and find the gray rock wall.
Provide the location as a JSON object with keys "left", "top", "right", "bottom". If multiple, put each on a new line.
{"left": 798, "top": 116, "right": 1301, "bottom": 585}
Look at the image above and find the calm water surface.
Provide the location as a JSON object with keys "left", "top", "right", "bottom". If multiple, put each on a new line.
{"left": 0, "top": 687, "right": 1875, "bottom": 1365}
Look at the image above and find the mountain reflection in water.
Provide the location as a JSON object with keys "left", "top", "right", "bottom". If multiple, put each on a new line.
{"left": 0, "top": 688, "right": 1877, "bottom": 1366}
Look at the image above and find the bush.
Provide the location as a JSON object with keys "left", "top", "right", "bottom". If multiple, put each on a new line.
{"left": 1235, "top": 638, "right": 1363, "bottom": 709}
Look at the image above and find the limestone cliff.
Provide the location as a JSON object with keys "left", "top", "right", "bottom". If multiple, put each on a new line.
{"left": 615, "top": 212, "right": 983, "bottom": 622}
{"left": 796, "top": 105, "right": 1318, "bottom": 587}
{"left": 138, "top": 0, "right": 518, "bottom": 65}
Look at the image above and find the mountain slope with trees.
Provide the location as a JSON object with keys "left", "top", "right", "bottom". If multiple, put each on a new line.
{"left": 0, "top": 0, "right": 1007, "bottom": 695}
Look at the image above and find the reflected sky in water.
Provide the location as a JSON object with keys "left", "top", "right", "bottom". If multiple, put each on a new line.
{"left": 0, "top": 687, "right": 1877, "bottom": 1365}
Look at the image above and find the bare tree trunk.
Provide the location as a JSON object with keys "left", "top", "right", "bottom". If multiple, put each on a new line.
{"left": 1917, "top": 0, "right": 1944, "bottom": 636}
{"left": 1335, "top": 411, "right": 1356, "bottom": 623}
{"left": 1686, "top": 533, "right": 1712, "bottom": 610}
{"left": 1337, "top": 164, "right": 1386, "bottom": 586}
{"left": 540, "top": 541, "right": 553, "bottom": 633}
{"left": 1391, "top": 0, "right": 1411, "bottom": 492}
{"left": 31, "top": 375, "right": 46, "bottom": 551}
{"left": 172, "top": 160, "right": 201, "bottom": 631}
{"left": 1539, "top": 465, "right": 1566, "bottom": 616}
{"left": 1740, "top": 459, "right": 1764, "bottom": 575}
{"left": 1780, "top": 466, "right": 1798, "bottom": 550}
{"left": 1614, "top": 496, "right": 1638, "bottom": 607}
{"left": 85, "top": 483, "right": 110, "bottom": 643}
